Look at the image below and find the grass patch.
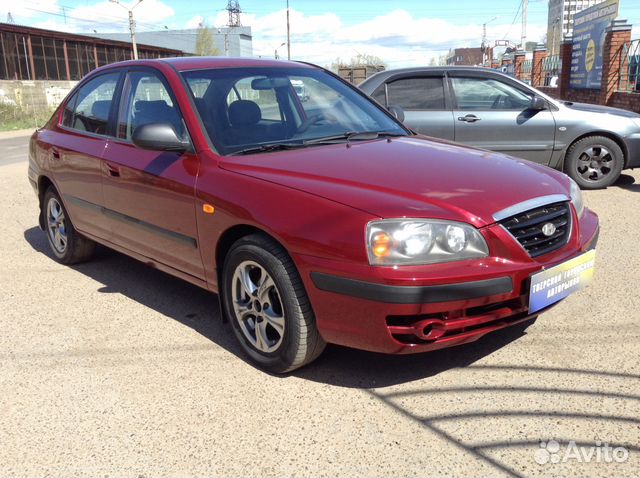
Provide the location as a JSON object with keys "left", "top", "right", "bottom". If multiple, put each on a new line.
{"left": 0, "top": 103, "right": 55, "bottom": 131}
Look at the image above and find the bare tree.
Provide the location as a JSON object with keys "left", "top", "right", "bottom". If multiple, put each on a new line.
{"left": 195, "top": 24, "right": 220, "bottom": 56}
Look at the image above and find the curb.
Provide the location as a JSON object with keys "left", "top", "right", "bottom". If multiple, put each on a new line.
{"left": 0, "top": 128, "right": 37, "bottom": 140}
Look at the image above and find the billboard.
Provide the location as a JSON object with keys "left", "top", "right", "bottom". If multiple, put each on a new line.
{"left": 569, "top": 0, "right": 619, "bottom": 89}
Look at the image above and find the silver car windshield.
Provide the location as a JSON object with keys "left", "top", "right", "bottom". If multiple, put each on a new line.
{"left": 181, "top": 67, "right": 407, "bottom": 155}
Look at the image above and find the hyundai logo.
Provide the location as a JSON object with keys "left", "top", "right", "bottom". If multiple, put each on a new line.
{"left": 542, "top": 223, "right": 556, "bottom": 237}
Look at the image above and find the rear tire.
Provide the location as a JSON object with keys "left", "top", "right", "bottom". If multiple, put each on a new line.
{"left": 43, "top": 187, "right": 95, "bottom": 264}
{"left": 564, "top": 136, "right": 623, "bottom": 189}
{"left": 222, "top": 234, "right": 326, "bottom": 373}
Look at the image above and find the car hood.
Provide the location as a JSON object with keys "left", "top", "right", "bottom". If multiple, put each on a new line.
{"left": 561, "top": 101, "right": 640, "bottom": 118}
{"left": 220, "top": 136, "right": 570, "bottom": 226}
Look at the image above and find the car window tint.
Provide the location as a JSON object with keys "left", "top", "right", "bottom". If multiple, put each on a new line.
{"left": 118, "top": 71, "right": 184, "bottom": 140}
{"left": 386, "top": 77, "right": 445, "bottom": 110}
{"left": 371, "top": 84, "right": 386, "bottom": 106}
{"left": 62, "top": 92, "right": 79, "bottom": 128}
{"left": 65, "top": 73, "right": 120, "bottom": 135}
{"left": 451, "top": 77, "right": 532, "bottom": 110}
{"left": 186, "top": 77, "right": 211, "bottom": 98}
{"left": 182, "top": 66, "right": 407, "bottom": 155}
{"left": 226, "top": 76, "right": 283, "bottom": 121}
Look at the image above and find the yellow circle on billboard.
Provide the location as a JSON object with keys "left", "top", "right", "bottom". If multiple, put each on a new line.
{"left": 585, "top": 39, "right": 596, "bottom": 72}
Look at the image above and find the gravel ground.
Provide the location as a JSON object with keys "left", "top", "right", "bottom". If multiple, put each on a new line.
{"left": 1, "top": 135, "right": 639, "bottom": 477}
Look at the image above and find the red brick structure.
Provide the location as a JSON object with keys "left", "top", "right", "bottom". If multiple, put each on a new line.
{"left": 531, "top": 44, "right": 548, "bottom": 88}
{"left": 525, "top": 19, "right": 640, "bottom": 113}
{"left": 513, "top": 50, "right": 526, "bottom": 79}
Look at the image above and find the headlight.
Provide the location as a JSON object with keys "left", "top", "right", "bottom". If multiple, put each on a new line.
{"left": 569, "top": 178, "right": 584, "bottom": 218}
{"left": 366, "top": 219, "right": 489, "bottom": 266}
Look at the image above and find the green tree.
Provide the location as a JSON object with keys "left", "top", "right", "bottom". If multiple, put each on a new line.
{"left": 195, "top": 24, "right": 220, "bottom": 56}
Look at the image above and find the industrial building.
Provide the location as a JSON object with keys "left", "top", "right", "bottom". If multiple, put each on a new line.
{"left": 0, "top": 22, "right": 184, "bottom": 81}
{"left": 90, "top": 26, "right": 253, "bottom": 57}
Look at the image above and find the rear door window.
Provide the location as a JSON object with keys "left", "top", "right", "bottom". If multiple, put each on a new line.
{"left": 62, "top": 72, "right": 120, "bottom": 135}
{"left": 386, "top": 77, "right": 446, "bottom": 110}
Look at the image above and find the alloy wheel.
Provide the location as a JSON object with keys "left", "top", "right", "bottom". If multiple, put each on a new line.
{"left": 231, "top": 260, "right": 285, "bottom": 353}
{"left": 46, "top": 197, "right": 67, "bottom": 254}
{"left": 576, "top": 145, "right": 614, "bottom": 182}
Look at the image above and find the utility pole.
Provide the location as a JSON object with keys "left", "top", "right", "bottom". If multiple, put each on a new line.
{"left": 110, "top": 0, "right": 144, "bottom": 60}
{"left": 286, "top": 0, "right": 291, "bottom": 60}
{"left": 482, "top": 16, "right": 497, "bottom": 67}
{"left": 521, "top": 0, "right": 528, "bottom": 49}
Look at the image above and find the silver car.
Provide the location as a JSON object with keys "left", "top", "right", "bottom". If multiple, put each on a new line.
{"left": 359, "top": 67, "right": 640, "bottom": 189}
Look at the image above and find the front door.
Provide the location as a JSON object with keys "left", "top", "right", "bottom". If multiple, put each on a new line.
{"left": 101, "top": 68, "right": 204, "bottom": 279}
{"left": 449, "top": 73, "right": 557, "bottom": 164}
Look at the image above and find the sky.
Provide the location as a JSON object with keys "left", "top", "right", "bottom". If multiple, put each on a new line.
{"left": 2, "top": 0, "right": 640, "bottom": 67}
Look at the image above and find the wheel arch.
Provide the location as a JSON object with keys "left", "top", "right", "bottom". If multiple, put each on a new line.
{"left": 214, "top": 223, "right": 303, "bottom": 323}
{"left": 562, "top": 131, "right": 629, "bottom": 171}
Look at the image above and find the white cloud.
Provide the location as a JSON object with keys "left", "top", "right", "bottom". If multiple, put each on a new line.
{"left": 223, "top": 7, "right": 547, "bottom": 68}
{"left": 0, "top": 0, "right": 60, "bottom": 23}
{"left": 23, "top": 0, "right": 175, "bottom": 34}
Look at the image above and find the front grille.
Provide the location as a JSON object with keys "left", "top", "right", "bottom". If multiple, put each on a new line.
{"left": 500, "top": 201, "right": 571, "bottom": 257}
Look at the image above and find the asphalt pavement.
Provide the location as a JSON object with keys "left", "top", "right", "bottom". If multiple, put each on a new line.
{"left": 1, "top": 133, "right": 639, "bottom": 477}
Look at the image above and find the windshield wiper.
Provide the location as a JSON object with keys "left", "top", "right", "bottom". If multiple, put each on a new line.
{"left": 228, "top": 142, "right": 306, "bottom": 156}
{"left": 303, "top": 131, "right": 405, "bottom": 145}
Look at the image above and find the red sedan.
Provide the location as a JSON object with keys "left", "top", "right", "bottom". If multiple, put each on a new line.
{"left": 28, "top": 57, "right": 599, "bottom": 372}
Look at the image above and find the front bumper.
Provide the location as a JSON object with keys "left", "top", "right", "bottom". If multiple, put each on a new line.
{"left": 296, "top": 208, "right": 599, "bottom": 354}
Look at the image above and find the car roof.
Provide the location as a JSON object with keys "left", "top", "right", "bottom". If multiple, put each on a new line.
{"left": 94, "top": 56, "right": 318, "bottom": 73}
{"left": 359, "top": 66, "right": 514, "bottom": 88}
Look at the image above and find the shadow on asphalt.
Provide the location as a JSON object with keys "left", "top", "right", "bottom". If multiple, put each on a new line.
{"left": 613, "top": 173, "right": 639, "bottom": 192}
{"left": 25, "top": 225, "right": 529, "bottom": 387}
{"left": 24, "top": 226, "right": 640, "bottom": 476}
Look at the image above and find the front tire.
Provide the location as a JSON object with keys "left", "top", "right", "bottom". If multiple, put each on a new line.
{"left": 43, "top": 187, "right": 95, "bottom": 264}
{"left": 222, "top": 234, "right": 326, "bottom": 373}
{"left": 564, "top": 136, "right": 624, "bottom": 189}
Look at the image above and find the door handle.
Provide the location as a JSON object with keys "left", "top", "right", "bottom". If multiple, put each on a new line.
{"left": 51, "top": 148, "right": 60, "bottom": 160}
{"left": 457, "top": 114, "right": 481, "bottom": 123}
{"left": 105, "top": 163, "right": 120, "bottom": 178}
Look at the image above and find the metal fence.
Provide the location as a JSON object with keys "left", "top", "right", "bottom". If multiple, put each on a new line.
{"left": 519, "top": 59, "right": 532, "bottom": 84}
{"left": 542, "top": 55, "right": 561, "bottom": 87}
{"left": 619, "top": 39, "right": 640, "bottom": 93}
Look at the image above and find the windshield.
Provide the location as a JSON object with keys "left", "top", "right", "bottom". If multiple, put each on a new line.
{"left": 181, "top": 66, "right": 407, "bottom": 155}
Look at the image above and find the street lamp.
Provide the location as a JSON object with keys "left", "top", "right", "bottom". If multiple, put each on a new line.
{"left": 274, "top": 42, "right": 285, "bottom": 59}
{"left": 110, "top": 0, "right": 144, "bottom": 60}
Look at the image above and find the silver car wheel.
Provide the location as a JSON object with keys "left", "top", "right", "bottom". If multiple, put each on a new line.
{"left": 231, "top": 260, "right": 285, "bottom": 353}
{"left": 46, "top": 197, "right": 67, "bottom": 254}
{"left": 576, "top": 145, "right": 613, "bottom": 182}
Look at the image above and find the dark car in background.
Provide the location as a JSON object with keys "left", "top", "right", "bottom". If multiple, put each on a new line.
{"left": 360, "top": 67, "right": 640, "bottom": 189}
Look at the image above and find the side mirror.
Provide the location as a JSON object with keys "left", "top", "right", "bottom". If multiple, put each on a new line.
{"left": 530, "top": 96, "right": 546, "bottom": 110}
{"left": 388, "top": 105, "right": 405, "bottom": 123}
{"left": 132, "top": 123, "right": 190, "bottom": 151}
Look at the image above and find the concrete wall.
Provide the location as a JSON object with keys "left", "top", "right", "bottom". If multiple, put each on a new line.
{"left": 0, "top": 80, "right": 77, "bottom": 114}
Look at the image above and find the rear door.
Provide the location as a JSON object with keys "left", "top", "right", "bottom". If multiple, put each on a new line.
{"left": 101, "top": 67, "right": 204, "bottom": 279}
{"left": 449, "top": 72, "right": 557, "bottom": 164}
{"left": 371, "top": 74, "right": 454, "bottom": 140}
{"left": 51, "top": 71, "right": 122, "bottom": 239}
